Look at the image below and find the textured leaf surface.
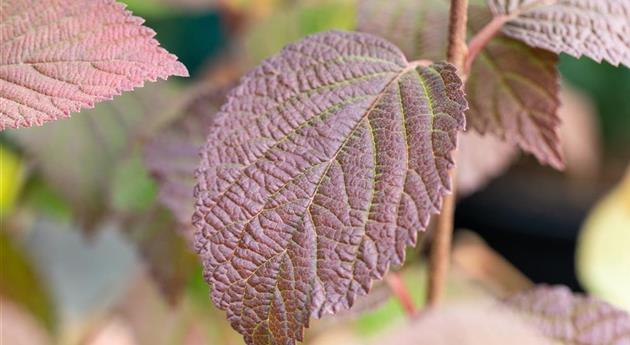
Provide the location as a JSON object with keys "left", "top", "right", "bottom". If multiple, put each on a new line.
{"left": 488, "top": 0, "right": 630, "bottom": 68}
{"left": 358, "top": 1, "right": 563, "bottom": 169}
{"left": 505, "top": 285, "right": 630, "bottom": 345}
{"left": 193, "top": 30, "right": 467, "bottom": 345}
{"left": 466, "top": 9, "right": 562, "bottom": 169}
{"left": 0, "top": 0, "right": 188, "bottom": 130}
{"left": 9, "top": 83, "right": 179, "bottom": 229}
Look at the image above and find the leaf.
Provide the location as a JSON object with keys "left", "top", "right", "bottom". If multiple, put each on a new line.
{"left": 111, "top": 151, "right": 158, "bottom": 213}
{"left": 9, "top": 82, "right": 179, "bottom": 230}
{"left": 356, "top": 0, "right": 449, "bottom": 62}
{"left": 358, "top": 1, "right": 563, "bottom": 169}
{"left": 128, "top": 206, "right": 198, "bottom": 305}
{"left": 465, "top": 8, "right": 562, "bottom": 169}
{"left": 0, "top": 232, "right": 56, "bottom": 331}
{"left": 488, "top": 0, "right": 630, "bottom": 68}
{"left": 0, "top": 0, "right": 188, "bottom": 130}
{"left": 193, "top": 31, "right": 467, "bottom": 345}
{"left": 144, "top": 86, "right": 227, "bottom": 237}
{"left": 505, "top": 285, "right": 630, "bottom": 345}
{"left": 577, "top": 166, "right": 630, "bottom": 312}
{"left": 0, "top": 145, "right": 26, "bottom": 215}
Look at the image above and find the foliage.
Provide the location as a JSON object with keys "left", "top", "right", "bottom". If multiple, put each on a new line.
{"left": 0, "top": 0, "right": 187, "bottom": 130}
{"left": 1, "top": 0, "right": 629, "bottom": 345}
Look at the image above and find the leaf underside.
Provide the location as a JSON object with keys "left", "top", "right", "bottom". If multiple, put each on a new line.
{"left": 0, "top": 0, "right": 188, "bottom": 130}
{"left": 505, "top": 285, "right": 630, "bottom": 345}
{"left": 466, "top": 8, "right": 562, "bottom": 169}
{"left": 358, "top": 0, "right": 562, "bottom": 169}
{"left": 489, "top": 0, "right": 630, "bottom": 68}
{"left": 193, "top": 30, "right": 467, "bottom": 345}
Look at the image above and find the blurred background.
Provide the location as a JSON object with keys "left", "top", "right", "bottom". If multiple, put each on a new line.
{"left": 1, "top": 0, "right": 629, "bottom": 344}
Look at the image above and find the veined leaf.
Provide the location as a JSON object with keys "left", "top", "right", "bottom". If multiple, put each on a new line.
{"left": 193, "top": 31, "right": 467, "bottom": 345}
{"left": 505, "top": 285, "right": 630, "bottom": 345}
{"left": 0, "top": 0, "right": 188, "bottom": 130}
{"left": 488, "top": 0, "right": 630, "bottom": 68}
{"left": 466, "top": 8, "right": 562, "bottom": 169}
{"left": 358, "top": 0, "right": 562, "bottom": 169}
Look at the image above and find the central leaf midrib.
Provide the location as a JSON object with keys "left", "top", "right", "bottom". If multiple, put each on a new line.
{"left": 304, "top": 62, "right": 424, "bottom": 315}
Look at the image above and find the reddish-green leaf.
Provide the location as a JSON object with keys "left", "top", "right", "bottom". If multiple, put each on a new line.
{"left": 488, "top": 0, "right": 630, "bottom": 68}
{"left": 466, "top": 8, "right": 562, "bottom": 169}
{"left": 0, "top": 0, "right": 188, "bottom": 130}
{"left": 193, "top": 30, "right": 467, "bottom": 345}
{"left": 505, "top": 285, "right": 630, "bottom": 345}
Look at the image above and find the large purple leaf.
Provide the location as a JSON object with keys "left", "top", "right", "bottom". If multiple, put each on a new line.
{"left": 505, "top": 285, "right": 630, "bottom": 345}
{"left": 488, "top": 0, "right": 630, "bottom": 68}
{"left": 0, "top": 0, "right": 188, "bottom": 130}
{"left": 193, "top": 30, "right": 467, "bottom": 345}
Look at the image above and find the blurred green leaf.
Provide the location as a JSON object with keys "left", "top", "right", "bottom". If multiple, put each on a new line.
{"left": 8, "top": 83, "right": 180, "bottom": 231}
{"left": 128, "top": 207, "right": 197, "bottom": 305}
{"left": 0, "top": 145, "right": 25, "bottom": 216}
{"left": 0, "top": 232, "right": 56, "bottom": 331}
{"left": 243, "top": 0, "right": 355, "bottom": 66}
{"left": 20, "top": 176, "right": 72, "bottom": 221}
{"left": 121, "top": 0, "right": 175, "bottom": 17}
{"left": 111, "top": 152, "right": 158, "bottom": 213}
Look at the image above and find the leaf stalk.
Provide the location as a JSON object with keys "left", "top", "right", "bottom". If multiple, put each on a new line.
{"left": 426, "top": 0, "right": 469, "bottom": 308}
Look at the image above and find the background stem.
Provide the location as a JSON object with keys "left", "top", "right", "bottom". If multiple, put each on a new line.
{"left": 386, "top": 272, "right": 417, "bottom": 317}
{"left": 446, "top": 0, "right": 469, "bottom": 70}
{"left": 426, "top": 0, "right": 469, "bottom": 308}
{"left": 464, "top": 15, "right": 509, "bottom": 74}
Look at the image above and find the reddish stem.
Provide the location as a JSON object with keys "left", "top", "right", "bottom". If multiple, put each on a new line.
{"left": 446, "top": 0, "right": 469, "bottom": 70}
{"left": 426, "top": 0, "right": 468, "bottom": 308}
{"left": 386, "top": 272, "right": 416, "bottom": 317}
{"left": 464, "top": 15, "right": 509, "bottom": 74}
